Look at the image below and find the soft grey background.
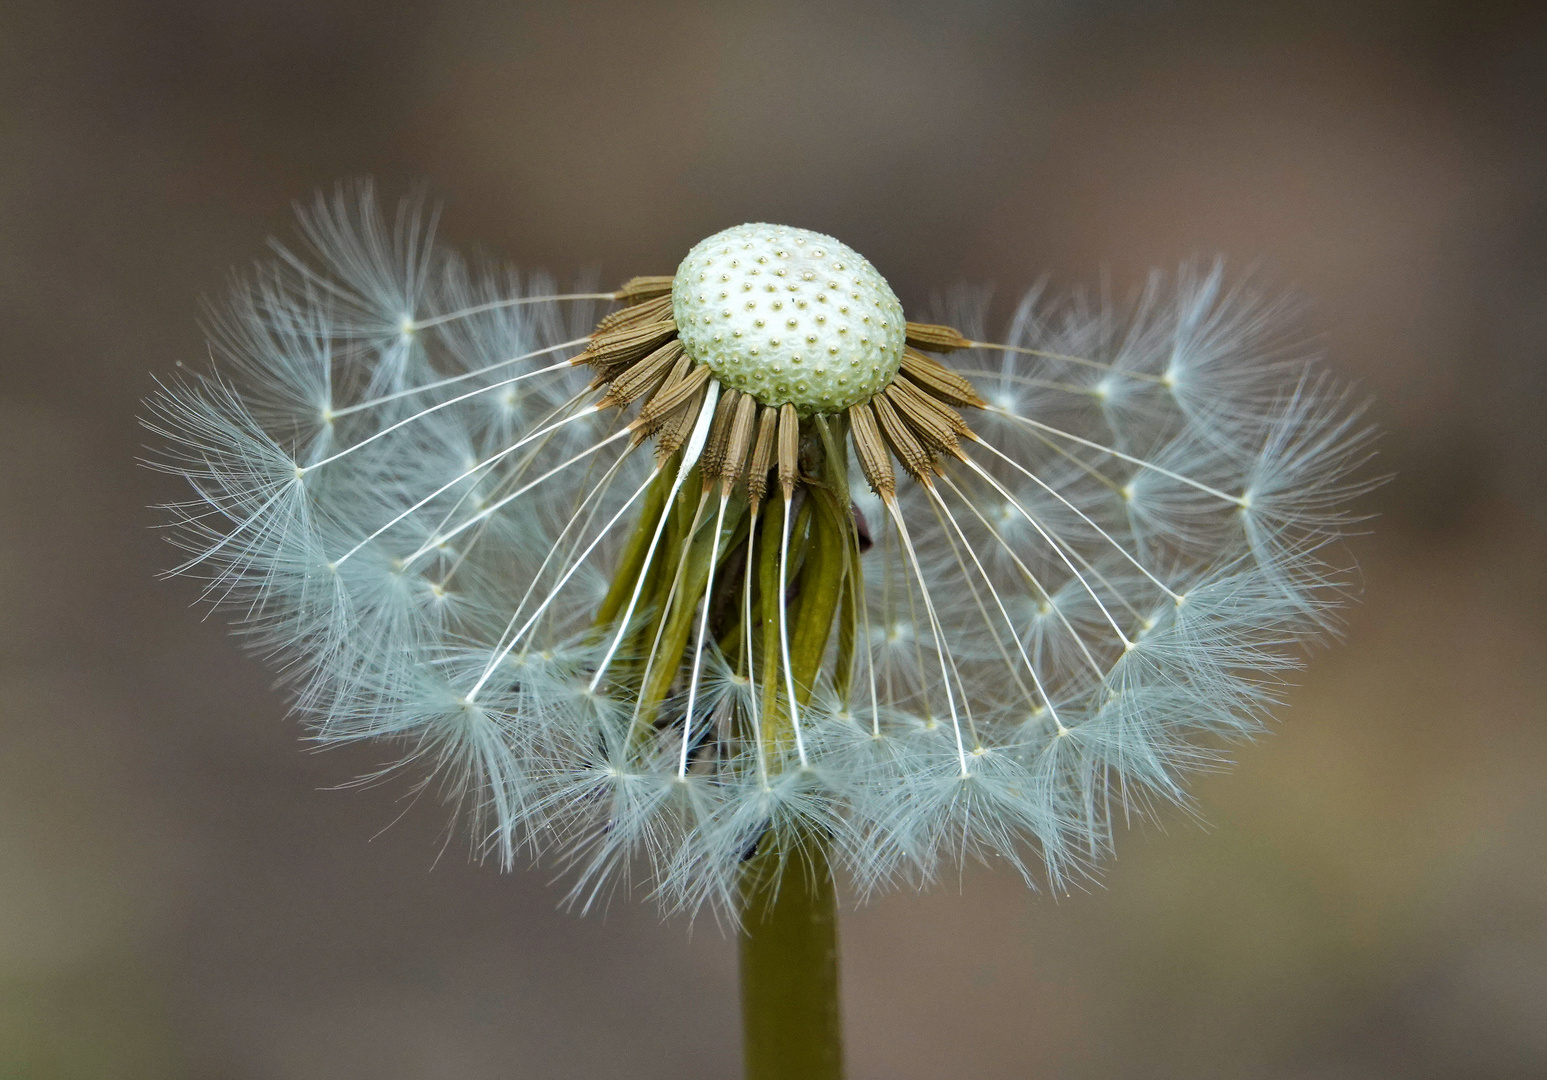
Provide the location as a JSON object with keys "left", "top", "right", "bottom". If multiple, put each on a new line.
{"left": 2, "top": 1, "right": 1544, "bottom": 1077}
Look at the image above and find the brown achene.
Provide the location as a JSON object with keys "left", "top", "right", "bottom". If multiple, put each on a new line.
{"left": 580, "top": 274, "right": 987, "bottom": 511}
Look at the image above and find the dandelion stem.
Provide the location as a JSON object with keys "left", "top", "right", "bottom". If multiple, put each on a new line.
{"left": 789, "top": 486, "right": 847, "bottom": 716}
{"left": 593, "top": 462, "right": 676, "bottom": 628}
{"left": 631, "top": 487, "right": 723, "bottom": 735}
{"left": 588, "top": 383, "right": 719, "bottom": 692}
{"left": 739, "top": 832, "right": 843, "bottom": 1080}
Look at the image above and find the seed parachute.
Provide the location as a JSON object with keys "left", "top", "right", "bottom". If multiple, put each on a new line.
{"left": 146, "top": 185, "right": 1375, "bottom": 916}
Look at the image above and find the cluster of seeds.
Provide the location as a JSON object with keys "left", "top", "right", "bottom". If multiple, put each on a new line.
{"left": 579, "top": 247, "right": 985, "bottom": 503}
{"left": 148, "top": 187, "right": 1374, "bottom": 915}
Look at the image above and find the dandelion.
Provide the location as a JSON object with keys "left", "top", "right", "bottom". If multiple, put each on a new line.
{"left": 146, "top": 183, "right": 1375, "bottom": 1079}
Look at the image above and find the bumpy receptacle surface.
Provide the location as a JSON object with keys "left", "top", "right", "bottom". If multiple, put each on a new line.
{"left": 672, "top": 223, "right": 905, "bottom": 413}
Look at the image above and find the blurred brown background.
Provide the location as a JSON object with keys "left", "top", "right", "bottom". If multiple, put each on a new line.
{"left": 2, "top": 1, "right": 1544, "bottom": 1077}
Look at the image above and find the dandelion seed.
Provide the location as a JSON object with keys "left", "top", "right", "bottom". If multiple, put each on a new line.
{"left": 146, "top": 185, "right": 1377, "bottom": 1076}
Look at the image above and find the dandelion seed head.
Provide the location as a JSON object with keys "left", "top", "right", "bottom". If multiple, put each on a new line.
{"left": 672, "top": 223, "right": 904, "bottom": 412}
{"left": 144, "top": 186, "right": 1378, "bottom": 916}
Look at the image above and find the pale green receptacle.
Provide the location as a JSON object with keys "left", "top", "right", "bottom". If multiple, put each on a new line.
{"left": 673, "top": 223, "right": 905, "bottom": 414}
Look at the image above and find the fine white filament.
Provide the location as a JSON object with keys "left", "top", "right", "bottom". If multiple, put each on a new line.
{"left": 146, "top": 185, "right": 1375, "bottom": 914}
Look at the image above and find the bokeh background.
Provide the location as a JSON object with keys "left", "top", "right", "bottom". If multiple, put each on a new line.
{"left": 3, "top": 1, "right": 1544, "bottom": 1077}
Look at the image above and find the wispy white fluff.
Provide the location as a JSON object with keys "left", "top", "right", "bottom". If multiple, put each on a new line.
{"left": 146, "top": 185, "right": 1376, "bottom": 917}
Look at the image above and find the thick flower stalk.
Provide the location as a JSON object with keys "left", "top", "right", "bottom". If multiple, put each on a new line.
{"left": 147, "top": 189, "right": 1372, "bottom": 1072}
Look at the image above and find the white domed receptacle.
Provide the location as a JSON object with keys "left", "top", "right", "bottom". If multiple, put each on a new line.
{"left": 671, "top": 223, "right": 906, "bottom": 414}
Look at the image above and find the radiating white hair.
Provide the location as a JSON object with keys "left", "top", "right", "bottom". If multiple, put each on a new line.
{"left": 145, "top": 182, "right": 1377, "bottom": 916}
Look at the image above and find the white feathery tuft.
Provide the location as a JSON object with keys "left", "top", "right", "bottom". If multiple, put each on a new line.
{"left": 146, "top": 187, "right": 1376, "bottom": 916}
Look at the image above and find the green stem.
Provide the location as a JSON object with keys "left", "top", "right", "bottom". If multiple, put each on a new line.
{"left": 739, "top": 834, "right": 844, "bottom": 1080}
{"left": 593, "top": 417, "right": 856, "bottom": 1078}
{"left": 592, "top": 459, "right": 677, "bottom": 629}
{"left": 788, "top": 486, "right": 845, "bottom": 704}
{"left": 757, "top": 498, "right": 789, "bottom": 746}
{"left": 633, "top": 491, "right": 746, "bottom": 729}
